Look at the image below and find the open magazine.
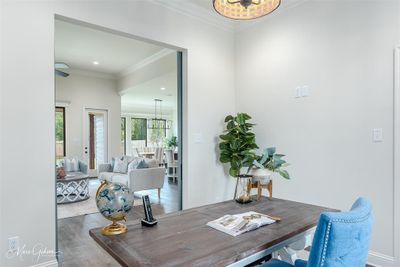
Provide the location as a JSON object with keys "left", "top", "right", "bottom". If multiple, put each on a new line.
{"left": 207, "top": 211, "right": 276, "bottom": 237}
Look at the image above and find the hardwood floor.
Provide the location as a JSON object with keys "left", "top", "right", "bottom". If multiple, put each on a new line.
{"left": 57, "top": 176, "right": 179, "bottom": 267}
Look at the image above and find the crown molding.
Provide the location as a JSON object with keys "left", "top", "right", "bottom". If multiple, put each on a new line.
{"left": 152, "top": 0, "right": 235, "bottom": 33}
{"left": 118, "top": 48, "right": 174, "bottom": 78}
{"left": 235, "top": 0, "right": 311, "bottom": 32}
{"left": 66, "top": 68, "right": 117, "bottom": 80}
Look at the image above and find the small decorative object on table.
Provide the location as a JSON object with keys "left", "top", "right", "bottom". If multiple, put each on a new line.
{"left": 96, "top": 180, "right": 134, "bottom": 236}
{"left": 141, "top": 195, "right": 157, "bottom": 227}
{"left": 56, "top": 166, "right": 66, "bottom": 179}
{"left": 219, "top": 113, "right": 258, "bottom": 204}
{"left": 249, "top": 147, "right": 290, "bottom": 200}
{"left": 207, "top": 211, "right": 278, "bottom": 236}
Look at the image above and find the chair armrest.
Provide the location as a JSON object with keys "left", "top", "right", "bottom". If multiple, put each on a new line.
{"left": 129, "top": 167, "right": 165, "bottom": 192}
{"left": 78, "top": 161, "right": 88, "bottom": 174}
{"left": 98, "top": 163, "right": 112, "bottom": 173}
{"left": 294, "top": 259, "right": 307, "bottom": 267}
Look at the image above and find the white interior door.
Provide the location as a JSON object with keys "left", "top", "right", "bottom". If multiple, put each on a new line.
{"left": 83, "top": 108, "right": 108, "bottom": 176}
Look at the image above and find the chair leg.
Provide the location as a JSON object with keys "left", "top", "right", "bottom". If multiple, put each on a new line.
{"left": 158, "top": 188, "right": 161, "bottom": 199}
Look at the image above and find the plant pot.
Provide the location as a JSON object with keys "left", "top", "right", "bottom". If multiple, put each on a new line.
{"left": 250, "top": 168, "right": 273, "bottom": 185}
{"left": 234, "top": 174, "right": 253, "bottom": 204}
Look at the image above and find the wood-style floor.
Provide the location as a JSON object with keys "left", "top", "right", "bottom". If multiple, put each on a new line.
{"left": 57, "top": 176, "right": 180, "bottom": 267}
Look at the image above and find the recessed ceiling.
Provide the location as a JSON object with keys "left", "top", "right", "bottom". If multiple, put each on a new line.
{"left": 55, "top": 20, "right": 169, "bottom": 75}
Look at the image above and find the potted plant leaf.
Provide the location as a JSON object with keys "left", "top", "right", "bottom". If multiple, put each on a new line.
{"left": 219, "top": 113, "right": 258, "bottom": 203}
{"left": 165, "top": 136, "right": 178, "bottom": 151}
{"left": 250, "top": 147, "right": 290, "bottom": 185}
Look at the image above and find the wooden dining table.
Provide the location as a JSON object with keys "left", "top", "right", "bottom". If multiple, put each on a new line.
{"left": 89, "top": 197, "right": 337, "bottom": 267}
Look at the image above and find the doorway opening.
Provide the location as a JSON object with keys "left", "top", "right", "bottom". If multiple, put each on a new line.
{"left": 84, "top": 108, "right": 108, "bottom": 176}
{"left": 54, "top": 17, "right": 184, "bottom": 265}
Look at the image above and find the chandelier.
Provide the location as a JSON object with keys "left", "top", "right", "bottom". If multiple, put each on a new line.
{"left": 213, "top": 0, "right": 281, "bottom": 20}
{"left": 147, "top": 99, "right": 172, "bottom": 130}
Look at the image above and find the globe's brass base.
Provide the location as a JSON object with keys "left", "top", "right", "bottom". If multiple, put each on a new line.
{"left": 101, "top": 221, "right": 127, "bottom": 236}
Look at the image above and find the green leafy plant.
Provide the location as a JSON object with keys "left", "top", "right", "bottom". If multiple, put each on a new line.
{"left": 165, "top": 136, "right": 178, "bottom": 149}
{"left": 252, "top": 147, "right": 290, "bottom": 179}
{"left": 219, "top": 113, "right": 258, "bottom": 177}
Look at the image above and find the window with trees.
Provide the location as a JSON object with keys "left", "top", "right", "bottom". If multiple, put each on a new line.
{"left": 121, "top": 117, "right": 126, "bottom": 154}
{"left": 55, "top": 107, "right": 66, "bottom": 160}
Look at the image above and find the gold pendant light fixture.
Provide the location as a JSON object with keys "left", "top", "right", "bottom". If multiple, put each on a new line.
{"left": 213, "top": 0, "right": 281, "bottom": 20}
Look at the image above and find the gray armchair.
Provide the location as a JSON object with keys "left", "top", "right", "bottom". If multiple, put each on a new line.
{"left": 61, "top": 158, "right": 88, "bottom": 176}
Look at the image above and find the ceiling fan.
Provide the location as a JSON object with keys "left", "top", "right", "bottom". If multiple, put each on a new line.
{"left": 55, "top": 62, "right": 70, "bottom": 77}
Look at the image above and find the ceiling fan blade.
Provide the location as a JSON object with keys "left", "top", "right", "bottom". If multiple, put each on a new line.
{"left": 55, "top": 69, "right": 70, "bottom": 77}
{"left": 55, "top": 62, "right": 70, "bottom": 69}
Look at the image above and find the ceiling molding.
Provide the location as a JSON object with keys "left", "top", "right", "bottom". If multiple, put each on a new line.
{"left": 118, "top": 48, "right": 174, "bottom": 78}
{"left": 152, "top": 0, "right": 235, "bottom": 33}
{"left": 233, "top": 0, "right": 311, "bottom": 32}
{"left": 66, "top": 68, "right": 117, "bottom": 80}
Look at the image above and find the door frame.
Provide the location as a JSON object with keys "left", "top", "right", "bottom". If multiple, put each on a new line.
{"left": 82, "top": 107, "right": 109, "bottom": 171}
{"left": 394, "top": 46, "right": 400, "bottom": 266}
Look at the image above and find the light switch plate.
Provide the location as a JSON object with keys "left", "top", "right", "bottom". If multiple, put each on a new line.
{"left": 295, "top": 87, "right": 302, "bottom": 98}
{"left": 302, "top": 86, "right": 310, "bottom": 97}
{"left": 194, "top": 133, "right": 203, "bottom": 144}
{"left": 373, "top": 128, "right": 383, "bottom": 142}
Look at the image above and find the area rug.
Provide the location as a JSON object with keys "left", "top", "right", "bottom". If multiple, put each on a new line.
{"left": 57, "top": 179, "right": 142, "bottom": 219}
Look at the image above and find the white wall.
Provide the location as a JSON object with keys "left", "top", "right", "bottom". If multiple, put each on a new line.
{"left": 0, "top": 1, "right": 235, "bottom": 266}
{"left": 235, "top": 0, "right": 400, "bottom": 265}
{"left": 56, "top": 72, "right": 121, "bottom": 161}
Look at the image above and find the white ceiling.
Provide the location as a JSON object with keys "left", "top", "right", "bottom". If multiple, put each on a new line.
{"left": 121, "top": 71, "right": 177, "bottom": 115}
{"left": 55, "top": 20, "right": 178, "bottom": 115}
{"left": 55, "top": 20, "right": 169, "bottom": 75}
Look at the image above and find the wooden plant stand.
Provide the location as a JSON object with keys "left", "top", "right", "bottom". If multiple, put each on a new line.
{"left": 248, "top": 180, "right": 273, "bottom": 200}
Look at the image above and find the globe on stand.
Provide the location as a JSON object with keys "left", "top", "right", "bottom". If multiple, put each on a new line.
{"left": 96, "top": 180, "right": 134, "bottom": 235}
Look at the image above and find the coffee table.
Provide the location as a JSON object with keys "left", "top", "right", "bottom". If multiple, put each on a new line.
{"left": 57, "top": 174, "right": 90, "bottom": 204}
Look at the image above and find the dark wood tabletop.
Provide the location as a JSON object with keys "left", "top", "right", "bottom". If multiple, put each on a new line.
{"left": 89, "top": 197, "right": 337, "bottom": 267}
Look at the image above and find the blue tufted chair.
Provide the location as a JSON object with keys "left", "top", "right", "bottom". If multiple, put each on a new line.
{"left": 262, "top": 197, "right": 373, "bottom": 267}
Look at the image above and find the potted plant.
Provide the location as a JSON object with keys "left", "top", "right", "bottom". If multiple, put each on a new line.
{"left": 165, "top": 136, "right": 178, "bottom": 151}
{"left": 250, "top": 147, "right": 290, "bottom": 184}
{"left": 219, "top": 113, "right": 258, "bottom": 204}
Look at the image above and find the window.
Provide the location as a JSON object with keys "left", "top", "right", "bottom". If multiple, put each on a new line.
{"left": 121, "top": 117, "right": 126, "bottom": 154}
{"left": 55, "top": 107, "right": 66, "bottom": 160}
{"left": 126, "top": 117, "right": 167, "bottom": 150}
{"left": 131, "top": 118, "right": 147, "bottom": 148}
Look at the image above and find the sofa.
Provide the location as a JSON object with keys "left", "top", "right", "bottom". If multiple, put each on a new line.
{"left": 98, "top": 156, "right": 165, "bottom": 198}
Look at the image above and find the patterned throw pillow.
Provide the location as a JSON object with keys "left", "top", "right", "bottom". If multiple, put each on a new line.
{"left": 127, "top": 157, "right": 143, "bottom": 171}
{"left": 136, "top": 159, "right": 149, "bottom": 169}
{"left": 113, "top": 157, "right": 128, "bottom": 173}
{"left": 144, "top": 158, "right": 159, "bottom": 168}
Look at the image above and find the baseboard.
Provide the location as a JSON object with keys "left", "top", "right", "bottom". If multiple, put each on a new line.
{"left": 367, "top": 250, "right": 396, "bottom": 267}
{"left": 29, "top": 259, "right": 58, "bottom": 267}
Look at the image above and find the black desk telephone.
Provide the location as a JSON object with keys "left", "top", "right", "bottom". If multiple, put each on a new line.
{"left": 141, "top": 195, "right": 157, "bottom": 226}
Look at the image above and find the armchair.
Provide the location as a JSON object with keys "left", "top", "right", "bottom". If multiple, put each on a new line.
{"left": 61, "top": 158, "right": 88, "bottom": 175}
{"left": 98, "top": 160, "right": 165, "bottom": 198}
{"left": 263, "top": 197, "right": 373, "bottom": 267}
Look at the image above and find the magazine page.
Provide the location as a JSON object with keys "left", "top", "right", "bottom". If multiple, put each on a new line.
{"left": 206, "top": 211, "right": 276, "bottom": 237}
